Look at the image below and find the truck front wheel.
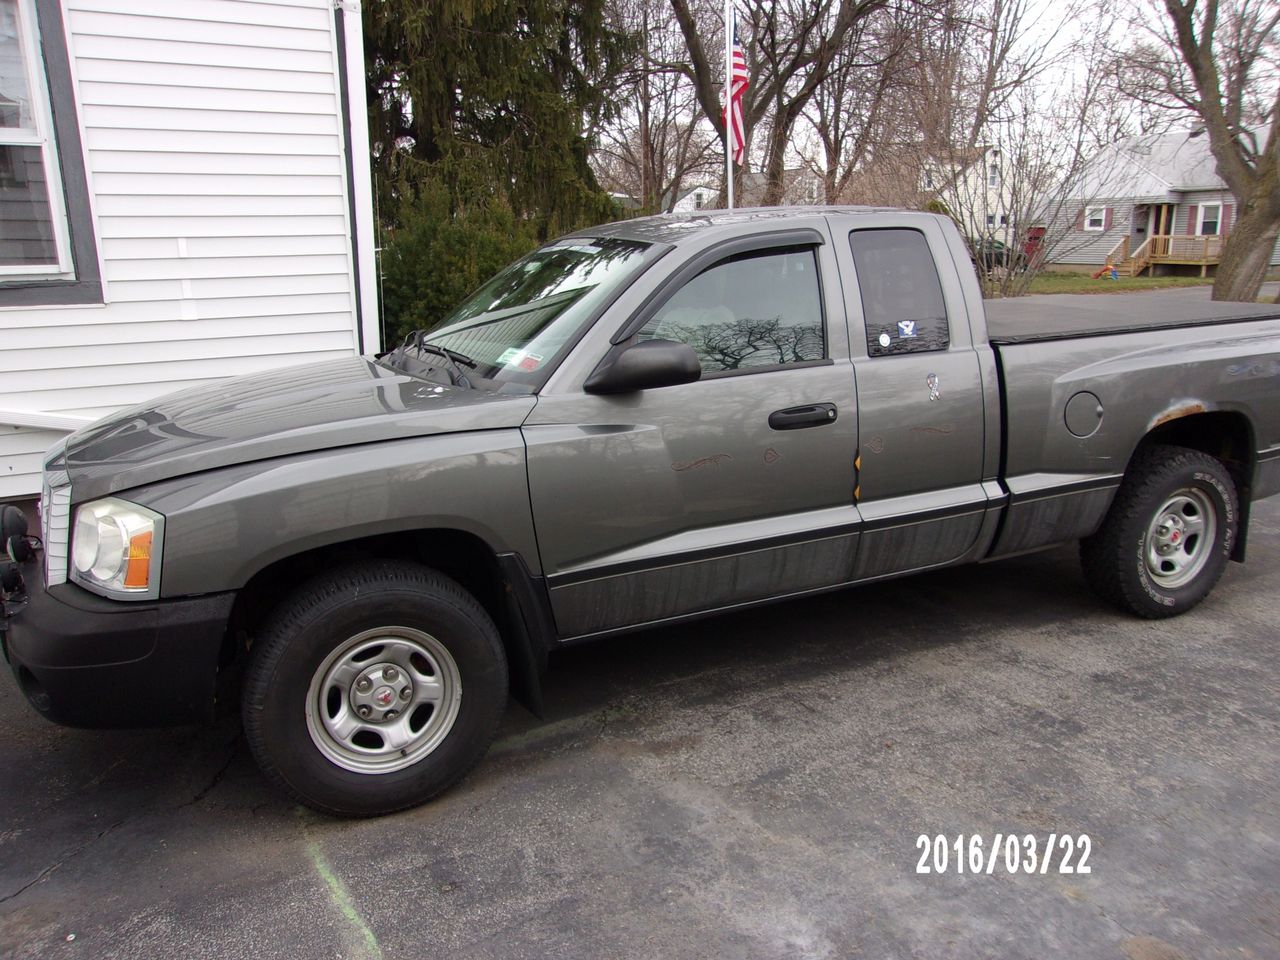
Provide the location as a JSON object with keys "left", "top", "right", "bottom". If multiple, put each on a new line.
{"left": 1080, "top": 444, "right": 1238, "bottom": 619}
{"left": 242, "top": 561, "right": 508, "bottom": 816}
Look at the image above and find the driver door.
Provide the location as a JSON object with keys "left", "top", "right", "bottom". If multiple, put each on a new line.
{"left": 522, "top": 231, "right": 862, "bottom": 639}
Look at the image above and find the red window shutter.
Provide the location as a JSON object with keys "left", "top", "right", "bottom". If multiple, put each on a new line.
{"left": 1185, "top": 204, "right": 1198, "bottom": 235}
{"left": 1221, "top": 204, "right": 1233, "bottom": 234}
{"left": 1076, "top": 208, "right": 1085, "bottom": 231}
{"left": 1103, "top": 207, "right": 1113, "bottom": 231}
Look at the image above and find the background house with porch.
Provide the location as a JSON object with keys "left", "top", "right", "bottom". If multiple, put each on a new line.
{"left": 1, "top": 0, "right": 377, "bottom": 501}
{"left": 1048, "top": 129, "right": 1280, "bottom": 277}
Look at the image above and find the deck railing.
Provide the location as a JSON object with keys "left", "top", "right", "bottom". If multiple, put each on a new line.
{"left": 1127, "top": 236, "right": 1153, "bottom": 274}
{"left": 1147, "top": 234, "right": 1224, "bottom": 263}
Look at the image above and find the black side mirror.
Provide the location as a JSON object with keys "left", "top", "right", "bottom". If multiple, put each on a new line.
{"left": 584, "top": 339, "right": 702, "bottom": 395}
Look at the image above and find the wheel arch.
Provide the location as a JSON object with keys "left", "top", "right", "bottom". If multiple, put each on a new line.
{"left": 223, "top": 528, "right": 552, "bottom": 716}
{"left": 1130, "top": 408, "right": 1255, "bottom": 561}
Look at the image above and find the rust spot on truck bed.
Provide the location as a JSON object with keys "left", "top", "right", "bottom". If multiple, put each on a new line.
{"left": 1150, "top": 402, "right": 1207, "bottom": 429}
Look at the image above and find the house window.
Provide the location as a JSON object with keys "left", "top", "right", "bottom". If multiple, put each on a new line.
{"left": 923, "top": 168, "right": 934, "bottom": 190}
{"left": 0, "top": 0, "right": 73, "bottom": 280}
{"left": 985, "top": 214, "right": 995, "bottom": 227}
{"left": 0, "top": 0, "right": 96, "bottom": 305}
{"left": 988, "top": 163, "right": 999, "bottom": 187}
{"left": 694, "top": 191, "right": 704, "bottom": 210}
{"left": 1198, "top": 203, "right": 1220, "bottom": 235}
{"left": 1084, "top": 206, "right": 1106, "bottom": 231}
{"left": 999, "top": 214, "right": 1008, "bottom": 226}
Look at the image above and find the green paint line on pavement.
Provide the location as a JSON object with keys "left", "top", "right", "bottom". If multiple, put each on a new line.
{"left": 306, "top": 839, "right": 384, "bottom": 960}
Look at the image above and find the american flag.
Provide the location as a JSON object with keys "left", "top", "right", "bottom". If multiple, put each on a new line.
{"left": 724, "top": 22, "right": 749, "bottom": 166}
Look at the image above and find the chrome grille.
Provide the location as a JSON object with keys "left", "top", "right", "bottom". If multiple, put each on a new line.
{"left": 41, "top": 443, "right": 72, "bottom": 587}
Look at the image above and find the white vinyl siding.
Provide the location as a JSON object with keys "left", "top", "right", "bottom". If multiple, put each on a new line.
{"left": 0, "top": 0, "right": 374, "bottom": 499}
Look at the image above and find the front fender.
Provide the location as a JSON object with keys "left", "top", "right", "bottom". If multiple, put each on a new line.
{"left": 126, "top": 431, "right": 539, "bottom": 597}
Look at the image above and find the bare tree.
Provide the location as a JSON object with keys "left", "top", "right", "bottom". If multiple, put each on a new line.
{"left": 1119, "top": 0, "right": 1279, "bottom": 301}
{"left": 667, "top": 0, "right": 890, "bottom": 205}
{"left": 899, "top": 0, "right": 1128, "bottom": 297}
{"left": 796, "top": 2, "right": 916, "bottom": 203}
{"left": 595, "top": 0, "right": 721, "bottom": 210}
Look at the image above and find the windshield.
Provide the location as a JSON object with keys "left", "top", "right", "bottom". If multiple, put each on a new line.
{"left": 390, "top": 236, "right": 653, "bottom": 390}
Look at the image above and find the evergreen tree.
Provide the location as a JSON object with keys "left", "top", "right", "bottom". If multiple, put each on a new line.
{"left": 364, "top": 0, "right": 632, "bottom": 237}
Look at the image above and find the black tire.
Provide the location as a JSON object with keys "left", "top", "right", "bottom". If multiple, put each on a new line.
{"left": 242, "top": 561, "right": 507, "bottom": 817}
{"left": 1080, "top": 444, "right": 1238, "bottom": 619}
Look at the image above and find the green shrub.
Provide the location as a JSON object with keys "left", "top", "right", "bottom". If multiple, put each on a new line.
{"left": 378, "top": 181, "right": 540, "bottom": 347}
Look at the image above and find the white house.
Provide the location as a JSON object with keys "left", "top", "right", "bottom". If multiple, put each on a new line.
{"left": 1, "top": 0, "right": 378, "bottom": 500}
{"left": 669, "top": 182, "right": 716, "bottom": 213}
{"left": 921, "top": 146, "right": 1017, "bottom": 246}
{"left": 668, "top": 168, "right": 823, "bottom": 213}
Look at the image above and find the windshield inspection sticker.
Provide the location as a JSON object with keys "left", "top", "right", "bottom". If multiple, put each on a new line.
{"left": 898, "top": 320, "right": 917, "bottom": 338}
{"left": 496, "top": 348, "right": 544, "bottom": 371}
{"left": 879, "top": 332, "right": 892, "bottom": 348}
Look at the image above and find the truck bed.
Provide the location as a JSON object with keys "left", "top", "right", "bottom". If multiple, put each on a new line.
{"left": 985, "top": 290, "right": 1280, "bottom": 344}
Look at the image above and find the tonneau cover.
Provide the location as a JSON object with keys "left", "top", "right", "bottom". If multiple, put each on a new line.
{"left": 985, "top": 290, "right": 1280, "bottom": 344}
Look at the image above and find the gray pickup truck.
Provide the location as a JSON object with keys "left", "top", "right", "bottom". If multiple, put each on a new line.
{"left": 4, "top": 208, "right": 1279, "bottom": 816}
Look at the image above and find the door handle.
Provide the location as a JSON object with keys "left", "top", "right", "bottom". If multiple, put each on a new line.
{"left": 768, "top": 403, "right": 838, "bottom": 430}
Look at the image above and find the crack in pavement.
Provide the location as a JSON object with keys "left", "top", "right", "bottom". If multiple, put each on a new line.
{"left": 1, "top": 734, "right": 240, "bottom": 906}
{"left": 0, "top": 818, "right": 126, "bottom": 905}
{"left": 177, "top": 733, "right": 241, "bottom": 810}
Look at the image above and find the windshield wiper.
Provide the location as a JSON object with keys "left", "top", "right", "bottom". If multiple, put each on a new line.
{"left": 391, "top": 333, "right": 478, "bottom": 388}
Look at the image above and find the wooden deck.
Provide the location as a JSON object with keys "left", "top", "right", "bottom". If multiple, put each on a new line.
{"left": 1106, "top": 235, "right": 1224, "bottom": 277}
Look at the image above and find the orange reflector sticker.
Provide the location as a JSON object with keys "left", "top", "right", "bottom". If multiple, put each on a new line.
{"left": 124, "top": 531, "right": 153, "bottom": 589}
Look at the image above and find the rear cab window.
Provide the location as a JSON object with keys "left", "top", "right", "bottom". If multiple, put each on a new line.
{"left": 848, "top": 229, "right": 950, "bottom": 356}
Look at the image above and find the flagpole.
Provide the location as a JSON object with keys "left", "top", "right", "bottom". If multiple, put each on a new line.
{"left": 725, "top": 0, "right": 734, "bottom": 210}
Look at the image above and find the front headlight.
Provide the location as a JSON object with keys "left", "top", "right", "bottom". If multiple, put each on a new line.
{"left": 70, "top": 498, "right": 164, "bottom": 599}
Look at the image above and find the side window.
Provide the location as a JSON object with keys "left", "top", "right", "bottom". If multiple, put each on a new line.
{"left": 638, "top": 247, "right": 825, "bottom": 374}
{"left": 848, "top": 229, "right": 949, "bottom": 357}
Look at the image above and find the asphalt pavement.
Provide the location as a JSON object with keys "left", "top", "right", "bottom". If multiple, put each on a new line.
{"left": 2, "top": 498, "right": 1278, "bottom": 960}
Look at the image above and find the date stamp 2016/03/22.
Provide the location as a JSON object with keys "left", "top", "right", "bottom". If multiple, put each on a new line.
{"left": 915, "top": 834, "right": 1092, "bottom": 875}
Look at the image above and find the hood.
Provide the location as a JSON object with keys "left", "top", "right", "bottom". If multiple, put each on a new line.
{"left": 57, "top": 357, "right": 537, "bottom": 502}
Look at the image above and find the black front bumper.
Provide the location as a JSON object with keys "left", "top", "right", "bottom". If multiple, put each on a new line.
{"left": 2, "top": 558, "right": 236, "bottom": 728}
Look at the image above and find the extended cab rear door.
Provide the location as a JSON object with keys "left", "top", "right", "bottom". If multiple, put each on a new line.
{"left": 523, "top": 221, "right": 862, "bottom": 640}
{"left": 830, "top": 214, "right": 1000, "bottom": 579}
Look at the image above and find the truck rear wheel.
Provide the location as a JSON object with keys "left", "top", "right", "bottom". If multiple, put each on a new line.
{"left": 1080, "top": 444, "right": 1238, "bottom": 619}
{"left": 242, "top": 561, "right": 507, "bottom": 817}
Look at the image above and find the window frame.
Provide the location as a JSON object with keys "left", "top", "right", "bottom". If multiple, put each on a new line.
{"left": 1198, "top": 203, "right": 1221, "bottom": 236}
{"left": 1, "top": 0, "right": 101, "bottom": 305}
{"left": 1083, "top": 206, "right": 1106, "bottom": 232}
{"left": 0, "top": 0, "right": 73, "bottom": 278}
{"left": 987, "top": 163, "right": 999, "bottom": 188}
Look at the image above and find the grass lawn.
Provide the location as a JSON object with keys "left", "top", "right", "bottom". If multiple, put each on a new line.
{"left": 1024, "top": 274, "right": 1215, "bottom": 295}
